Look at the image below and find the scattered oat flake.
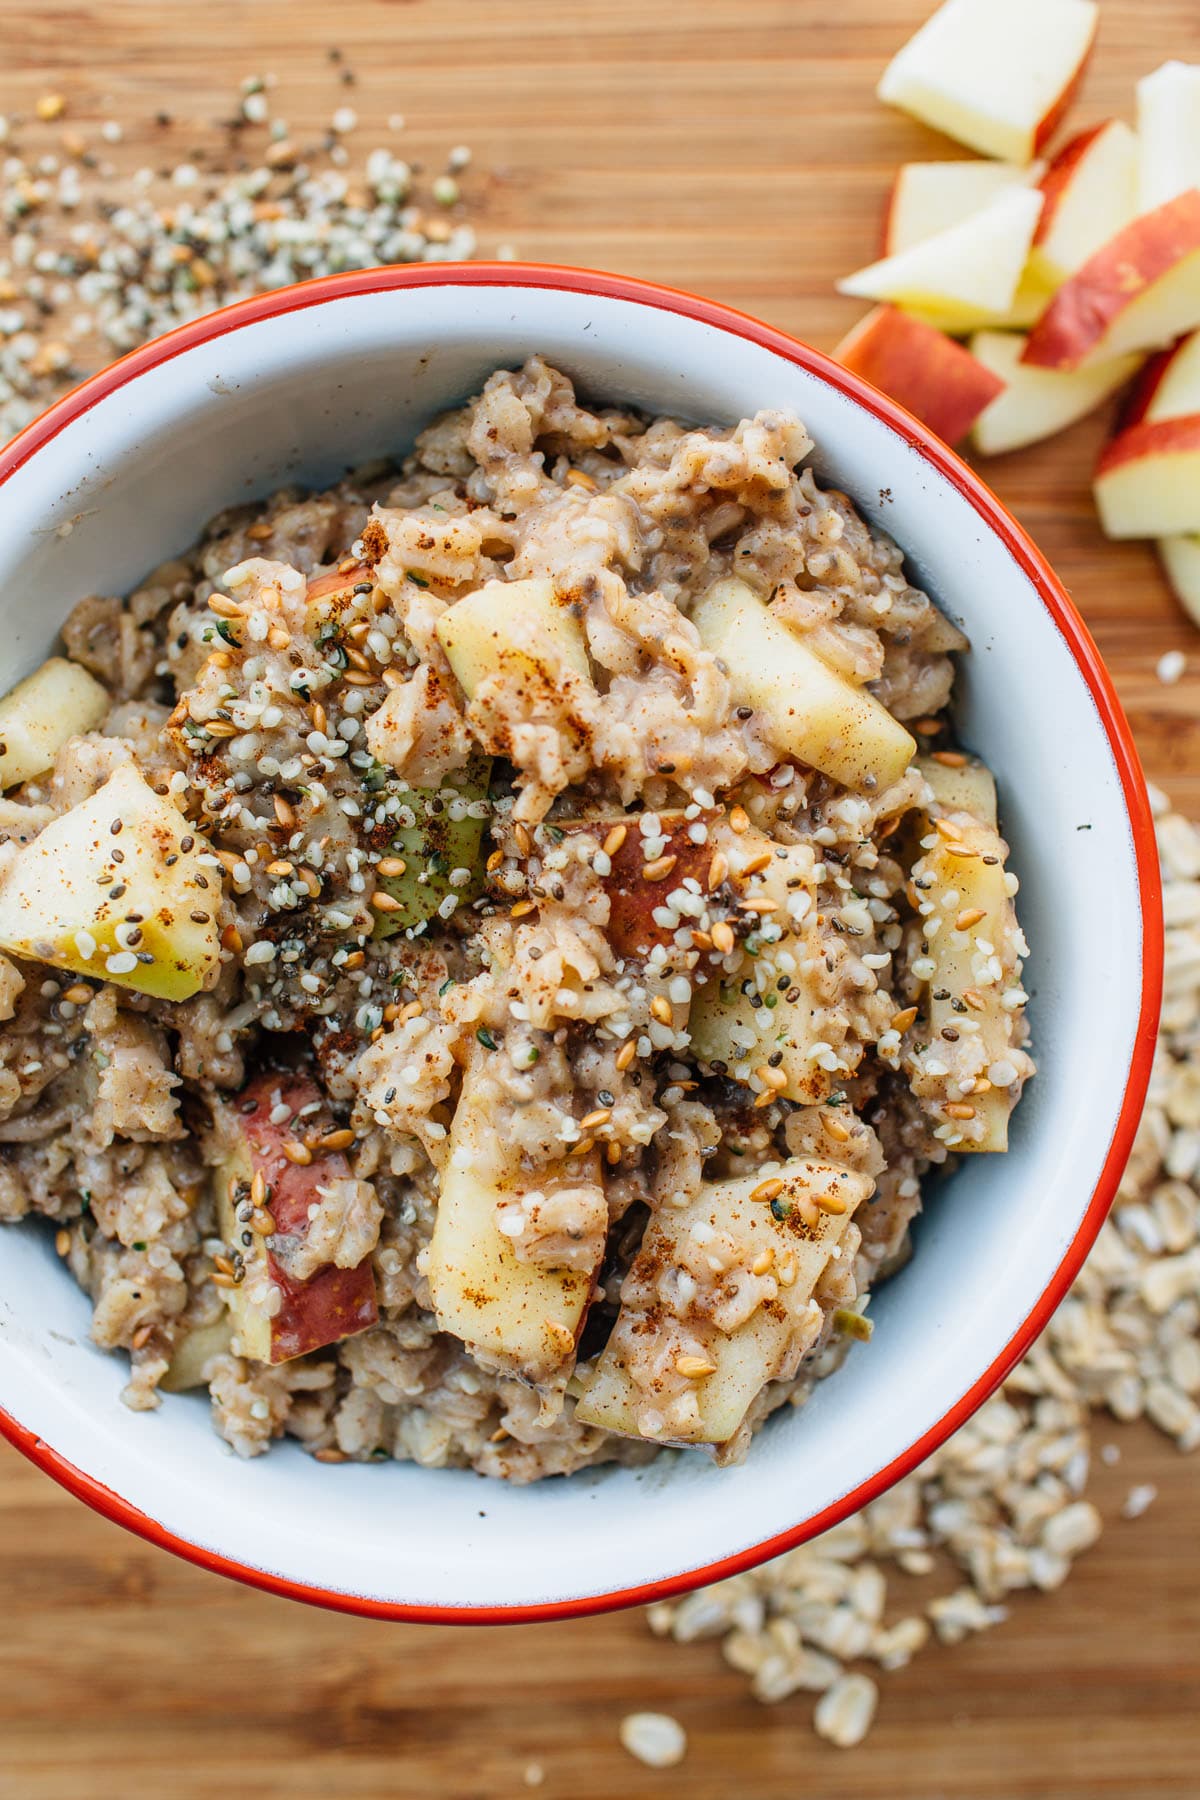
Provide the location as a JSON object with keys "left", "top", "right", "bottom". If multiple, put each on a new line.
{"left": 814, "top": 1673, "right": 878, "bottom": 1748}
{"left": 1123, "top": 1482, "right": 1158, "bottom": 1520}
{"left": 619, "top": 1712, "right": 688, "bottom": 1769}
{"left": 1157, "top": 649, "right": 1186, "bottom": 685}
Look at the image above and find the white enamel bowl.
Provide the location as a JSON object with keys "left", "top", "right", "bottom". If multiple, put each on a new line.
{"left": 0, "top": 266, "right": 1161, "bottom": 1623}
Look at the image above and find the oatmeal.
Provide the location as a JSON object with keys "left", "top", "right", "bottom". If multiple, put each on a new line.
{"left": 0, "top": 357, "right": 1032, "bottom": 1479}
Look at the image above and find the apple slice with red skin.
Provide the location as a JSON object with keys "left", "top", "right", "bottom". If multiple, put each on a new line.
{"left": 304, "top": 561, "right": 375, "bottom": 637}
{"left": 1093, "top": 415, "right": 1200, "bottom": 539}
{"left": 558, "top": 810, "right": 718, "bottom": 962}
{"left": 834, "top": 307, "right": 1005, "bottom": 445}
{"left": 1029, "top": 119, "right": 1140, "bottom": 290}
{"left": 1120, "top": 330, "right": 1200, "bottom": 429}
{"left": 216, "top": 1072, "right": 378, "bottom": 1365}
{"left": 1023, "top": 191, "right": 1200, "bottom": 372}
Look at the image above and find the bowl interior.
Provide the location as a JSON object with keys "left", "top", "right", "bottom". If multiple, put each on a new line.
{"left": 0, "top": 276, "right": 1151, "bottom": 1616}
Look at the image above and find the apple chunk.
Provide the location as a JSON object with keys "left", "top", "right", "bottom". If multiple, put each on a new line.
{"left": 1122, "top": 330, "right": 1200, "bottom": 427}
{"left": 834, "top": 307, "right": 1005, "bottom": 445}
{"left": 371, "top": 754, "right": 493, "bottom": 940}
{"left": 884, "top": 160, "right": 1043, "bottom": 257}
{"left": 969, "top": 332, "right": 1141, "bottom": 455}
{"left": 910, "top": 814, "right": 1026, "bottom": 1151}
{"left": 435, "top": 576, "right": 591, "bottom": 697}
{"left": 917, "top": 754, "right": 997, "bottom": 828}
{"left": 426, "top": 1055, "right": 604, "bottom": 1382}
{"left": 160, "top": 1314, "right": 234, "bottom": 1392}
{"left": 215, "top": 1073, "right": 378, "bottom": 1366}
{"left": 1023, "top": 191, "right": 1200, "bottom": 371}
{"left": 0, "top": 656, "right": 109, "bottom": 790}
{"left": 0, "top": 762, "right": 223, "bottom": 1000}
{"left": 1093, "top": 418, "right": 1200, "bottom": 539}
{"left": 692, "top": 578, "right": 915, "bottom": 792}
{"left": 877, "top": 0, "right": 1097, "bottom": 164}
{"left": 1158, "top": 535, "right": 1200, "bottom": 626}
{"left": 838, "top": 187, "right": 1044, "bottom": 337}
{"left": 573, "top": 1158, "right": 872, "bottom": 1447}
{"left": 688, "top": 833, "right": 834, "bottom": 1104}
{"left": 1029, "top": 120, "right": 1140, "bottom": 291}
{"left": 558, "top": 810, "right": 715, "bottom": 962}
{"left": 1137, "top": 61, "right": 1200, "bottom": 216}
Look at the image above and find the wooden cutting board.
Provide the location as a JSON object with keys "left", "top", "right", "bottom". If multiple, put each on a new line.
{"left": 2, "top": 3, "right": 1199, "bottom": 1795}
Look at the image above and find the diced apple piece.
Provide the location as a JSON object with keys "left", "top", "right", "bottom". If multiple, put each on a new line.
{"left": 692, "top": 579, "right": 915, "bottom": 792}
{"left": 1023, "top": 192, "right": 1200, "bottom": 371}
{"left": 1158, "top": 534, "right": 1200, "bottom": 626}
{"left": 1137, "top": 61, "right": 1200, "bottom": 216}
{"left": 917, "top": 754, "right": 997, "bottom": 828}
{"left": 884, "top": 160, "right": 1044, "bottom": 257}
{"left": 834, "top": 307, "right": 1005, "bottom": 445}
{"left": 573, "top": 1158, "right": 872, "bottom": 1447}
{"left": 838, "top": 187, "right": 1044, "bottom": 337}
{"left": 0, "top": 762, "right": 222, "bottom": 1000}
{"left": 372, "top": 753, "right": 492, "bottom": 940}
{"left": 877, "top": 0, "right": 1098, "bottom": 164}
{"left": 435, "top": 576, "right": 591, "bottom": 698}
{"left": 1123, "top": 330, "right": 1200, "bottom": 426}
{"left": 426, "top": 1057, "right": 603, "bottom": 1382}
{"left": 1029, "top": 120, "right": 1140, "bottom": 290}
{"left": 1093, "top": 418, "right": 1200, "bottom": 539}
{"left": 305, "top": 560, "right": 375, "bottom": 639}
{"left": 689, "top": 834, "right": 834, "bottom": 1103}
{"left": 215, "top": 1073, "right": 378, "bottom": 1366}
{"left": 160, "top": 1314, "right": 234, "bottom": 1392}
{"left": 0, "top": 656, "right": 109, "bottom": 791}
{"left": 969, "top": 331, "right": 1141, "bottom": 455}
{"left": 558, "top": 810, "right": 715, "bottom": 962}
{"left": 910, "top": 815, "right": 1025, "bottom": 1151}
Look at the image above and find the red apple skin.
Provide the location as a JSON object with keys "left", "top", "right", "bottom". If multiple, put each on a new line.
{"left": 1033, "top": 121, "right": 1108, "bottom": 245}
{"left": 1033, "top": 28, "right": 1097, "bottom": 156}
{"left": 1095, "top": 414, "right": 1200, "bottom": 480}
{"left": 1023, "top": 191, "right": 1200, "bottom": 371}
{"left": 560, "top": 812, "right": 716, "bottom": 961}
{"left": 834, "top": 307, "right": 1005, "bottom": 445}
{"left": 223, "top": 1073, "right": 378, "bottom": 1364}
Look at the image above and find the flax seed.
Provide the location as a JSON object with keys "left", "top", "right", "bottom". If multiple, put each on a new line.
{"left": 750, "top": 1177, "right": 785, "bottom": 1204}
{"left": 675, "top": 1354, "right": 717, "bottom": 1379}
{"left": 282, "top": 1140, "right": 313, "bottom": 1165}
{"left": 823, "top": 1113, "right": 852, "bottom": 1143}
{"left": 707, "top": 851, "right": 729, "bottom": 890}
{"left": 375, "top": 857, "right": 408, "bottom": 879}
{"left": 955, "top": 907, "right": 986, "bottom": 930}
{"left": 931, "top": 750, "right": 967, "bottom": 767}
{"left": 319, "top": 1128, "right": 355, "bottom": 1151}
{"left": 756, "top": 1064, "right": 788, "bottom": 1091}
{"left": 650, "top": 995, "right": 674, "bottom": 1025}
{"left": 273, "top": 795, "right": 295, "bottom": 829}
{"left": 615, "top": 1041, "right": 637, "bottom": 1072}
{"left": 729, "top": 805, "right": 750, "bottom": 834}
{"left": 603, "top": 824, "right": 628, "bottom": 858}
{"left": 643, "top": 854, "right": 678, "bottom": 882}
{"left": 945, "top": 1102, "right": 977, "bottom": 1120}
{"left": 890, "top": 1006, "right": 918, "bottom": 1032}
{"left": 580, "top": 1108, "right": 612, "bottom": 1130}
{"left": 710, "top": 920, "right": 736, "bottom": 955}
{"left": 207, "top": 594, "right": 243, "bottom": 618}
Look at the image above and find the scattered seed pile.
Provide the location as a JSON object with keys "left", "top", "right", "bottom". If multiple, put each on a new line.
{"left": 0, "top": 69, "right": 489, "bottom": 446}
{"left": 641, "top": 785, "right": 1197, "bottom": 1753}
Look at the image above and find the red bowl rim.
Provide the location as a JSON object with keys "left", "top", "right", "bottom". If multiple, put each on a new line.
{"left": 0, "top": 260, "right": 1164, "bottom": 1626}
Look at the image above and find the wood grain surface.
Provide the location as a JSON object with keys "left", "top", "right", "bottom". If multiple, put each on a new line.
{"left": 2, "top": 3, "right": 1199, "bottom": 1796}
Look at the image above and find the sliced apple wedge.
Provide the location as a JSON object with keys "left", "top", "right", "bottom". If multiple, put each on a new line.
{"left": 834, "top": 307, "right": 1005, "bottom": 445}
{"left": 917, "top": 754, "right": 998, "bottom": 828}
{"left": 884, "top": 160, "right": 1043, "bottom": 258}
{"left": 435, "top": 576, "right": 591, "bottom": 697}
{"left": 1029, "top": 120, "right": 1140, "bottom": 291}
{"left": 969, "top": 331, "right": 1141, "bottom": 455}
{"left": 910, "top": 813, "right": 1026, "bottom": 1151}
{"left": 215, "top": 1073, "right": 379, "bottom": 1366}
{"left": 838, "top": 187, "right": 1044, "bottom": 337}
{"left": 1137, "top": 61, "right": 1200, "bottom": 215}
{"left": 1122, "top": 330, "right": 1200, "bottom": 426}
{"left": 692, "top": 579, "right": 915, "bottom": 792}
{"left": 1094, "top": 418, "right": 1200, "bottom": 539}
{"left": 426, "top": 1054, "right": 604, "bottom": 1382}
{"left": 0, "top": 656, "right": 109, "bottom": 791}
{"left": 573, "top": 1158, "right": 872, "bottom": 1447}
{"left": 1159, "top": 534, "right": 1200, "bottom": 626}
{"left": 876, "top": 0, "right": 1098, "bottom": 164}
{"left": 1023, "top": 191, "right": 1200, "bottom": 371}
{"left": 0, "top": 762, "right": 223, "bottom": 1000}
